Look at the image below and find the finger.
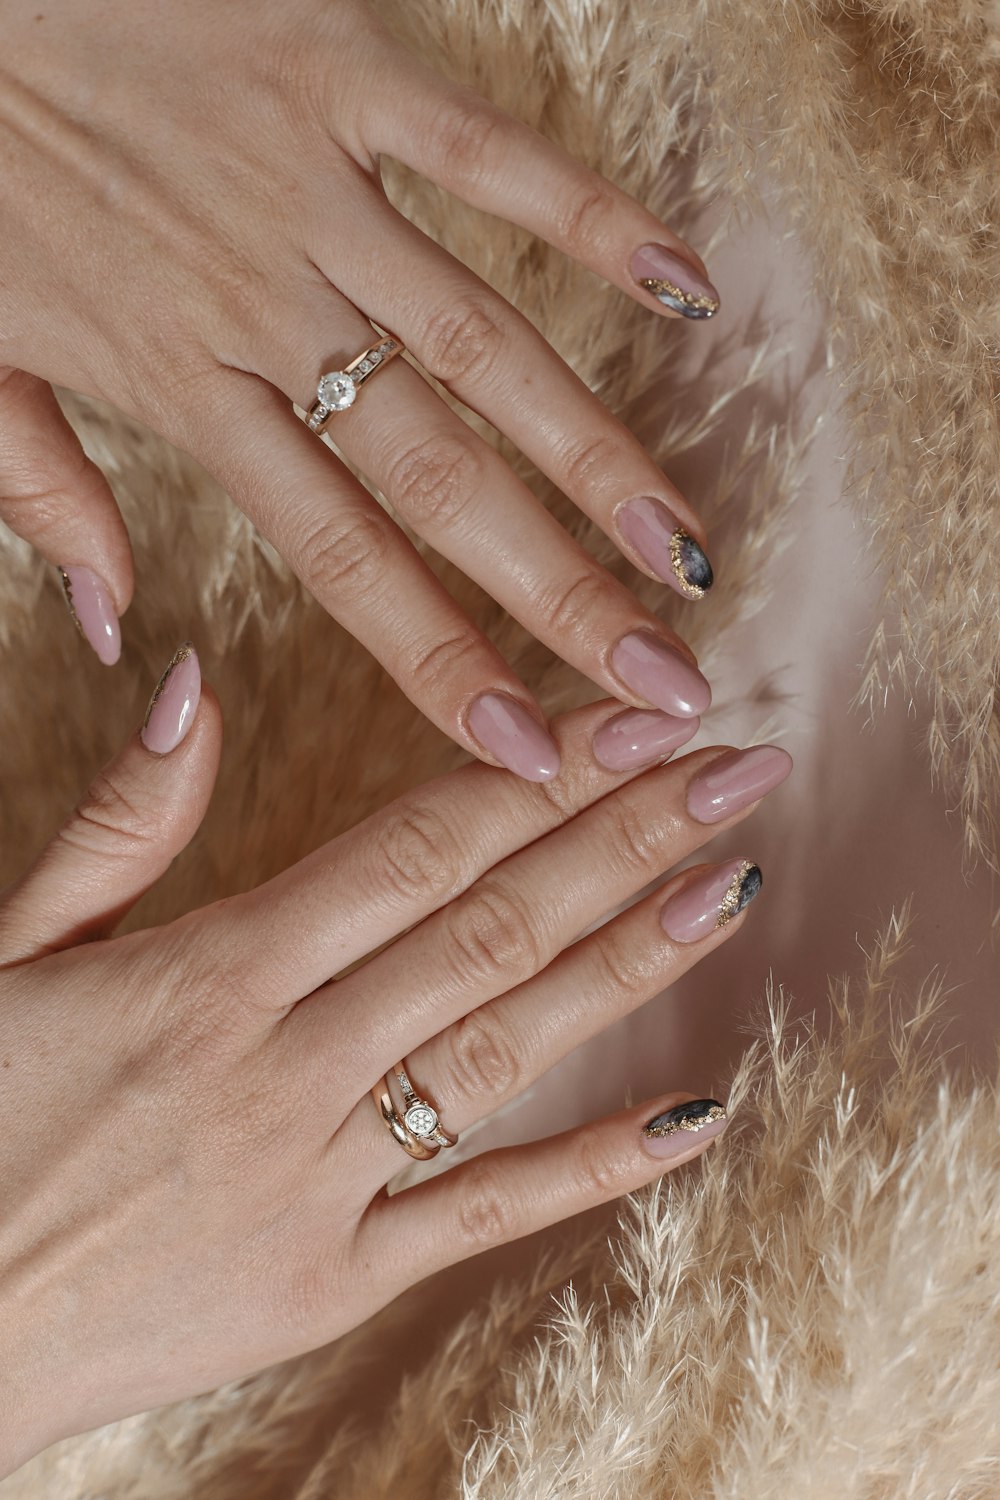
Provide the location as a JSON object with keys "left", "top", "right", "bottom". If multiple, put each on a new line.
{"left": 0, "top": 365, "right": 133, "bottom": 664}
{"left": 350, "top": 1091, "right": 730, "bottom": 1292}
{"left": 186, "top": 700, "right": 701, "bottom": 1009}
{"left": 306, "top": 191, "right": 714, "bottom": 597}
{"left": 245, "top": 316, "right": 712, "bottom": 718}
{"left": 351, "top": 46, "right": 720, "bottom": 322}
{"left": 290, "top": 746, "right": 788, "bottom": 1094}
{"left": 0, "top": 644, "right": 219, "bottom": 962}
{"left": 185, "top": 365, "right": 562, "bottom": 780}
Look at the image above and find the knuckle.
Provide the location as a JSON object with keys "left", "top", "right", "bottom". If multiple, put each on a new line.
{"left": 374, "top": 799, "right": 465, "bottom": 905}
{"left": 455, "top": 1156, "right": 521, "bottom": 1250}
{"left": 420, "top": 297, "right": 507, "bottom": 385}
{"left": 408, "top": 629, "right": 485, "bottom": 696}
{"left": 445, "top": 879, "right": 544, "bottom": 986}
{"left": 298, "top": 511, "right": 390, "bottom": 604}
{"left": 61, "top": 769, "right": 160, "bottom": 860}
{"left": 604, "top": 794, "right": 662, "bottom": 878}
{"left": 447, "top": 1007, "right": 523, "bottom": 1105}
{"left": 561, "top": 433, "right": 623, "bottom": 500}
{"left": 433, "top": 94, "right": 503, "bottom": 180}
{"left": 591, "top": 925, "right": 657, "bottom": 1001}
{"left": 387, "top": 431, "right": 484, "bottom": 531}
{"left": 541, "top": 569, "right": 608, "bottom": 637}
{"left": 556, "top": 181, "right": 616, "bottom": 257}
{"left": 573, "top": 1122, "right": 627, "bottom": 1199}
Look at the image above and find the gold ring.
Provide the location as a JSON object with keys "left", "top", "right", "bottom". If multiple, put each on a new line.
{"left": 370, "top": 1062, "right": 457, "bottom": 1161}
{"left": 302, "top": 332, "right": 404, "bottom": 433}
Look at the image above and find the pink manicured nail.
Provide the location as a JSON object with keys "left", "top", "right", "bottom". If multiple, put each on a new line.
{"left": 141, "top": 643, "right": 201, "bottom": 755}
{"left": 468, "top": 693, "right": 561, "bottom": 782}
{"left": 687, "top": 745, "right": 793, "bottom": 824}
{"left": 660, "top": 858, "right": 762, "bottom": 944}
{"left": 641, "top": 1098, "right": 729, "bottom": 1158}
{"left": 630, "top": 243, "right": 720, "bottom": 320}
{"left": 616, "top": 497, "right": 714, "bottom": 600}
{"left": 611, "top": 632, "right": 711, "bottom": 719}
{"left": 59, "top": 565, "right": 121, "bottom": 666}
{"left": 592, "top": 708, "right": 699, "bottom": 771}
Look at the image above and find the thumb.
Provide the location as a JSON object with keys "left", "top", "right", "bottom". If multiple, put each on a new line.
{"left": 0, "top": 644, "right": 220, "bottom": 962}
{"left": 0, "top": 364, "right": 134, "bottom": 665}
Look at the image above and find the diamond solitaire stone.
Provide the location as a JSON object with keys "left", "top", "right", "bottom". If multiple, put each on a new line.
{"left": 316, "top": 372, "right": 356, "bottom": 411}
{"left": 404, "top": 1103, "right": 439, "bottom": 1138}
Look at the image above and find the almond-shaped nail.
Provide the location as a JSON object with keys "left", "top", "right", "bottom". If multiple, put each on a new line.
{"left": 687, "top": 746, "right": 793, "bottom": 824}
{"left": 630, "top": 243, "right": 720, "bottom": 320}
{"left": 660, "top": 858, "right": 762, "bottom": 944}
{"left": 611, "top": 631, "right": 711, "bottom": 719}
{"left": 141, "top": 643, "right": 201, "bottom": 755}
{"left": 592, "top": 708, "right": 699, "bottom": 772}
{"left": 468, "top": 693, "right": 560, "bottom": 782}
{"left": 59, "top": 565, "right": 121, "bottom": 666}
{"left": 642, "top": 1098, "right": 729, "bottom": 1158}
{"left": 616, "top": 497, "right": 714, "bottom": 600}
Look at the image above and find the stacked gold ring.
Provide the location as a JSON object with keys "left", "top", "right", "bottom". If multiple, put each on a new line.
{"left": 370, "top": 1063, "right": 457, "bottom": 1161}
{"left": 302, "top": 332, "right": 404, "bottom": 434}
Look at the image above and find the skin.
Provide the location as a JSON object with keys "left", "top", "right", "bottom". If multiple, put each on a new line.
{"left": 0, "top": 688, "right": 776, "bottom": 1478}
{"left": 0, "top": 0, "right": 715, "bottom": 772}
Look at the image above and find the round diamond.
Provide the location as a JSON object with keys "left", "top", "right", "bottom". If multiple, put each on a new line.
{"left": 404, "top": 1103, "right": 439, "bottom": 1138}
{"left": 316, "top": 372, "right": 357, "bottom": 412}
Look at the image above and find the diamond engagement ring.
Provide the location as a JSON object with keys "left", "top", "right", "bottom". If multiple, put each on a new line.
{"left": 370, "top": 1062, "right": 457, "bottom": 1160}
{"left": 302, "top": 333, "right": 404, "bottom": 433}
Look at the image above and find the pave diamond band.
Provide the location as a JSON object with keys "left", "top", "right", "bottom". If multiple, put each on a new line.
{"left": 303, "top": 334, "right": 404, "bottom": 433}
{"left": 370, "top": 1061, "right": 458, "bottom": 1161}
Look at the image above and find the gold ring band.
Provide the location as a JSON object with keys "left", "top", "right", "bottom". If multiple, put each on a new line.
{"left": 370, "top": 1061, "right": 457, "bottom": 1161}
{"left": 303, "top": 333, "right": 404, "bottom": 433}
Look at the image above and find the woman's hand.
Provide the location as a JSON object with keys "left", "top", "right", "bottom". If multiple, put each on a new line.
{"left": 0, "top": 649, "right": 789, "bottom": 1476}
{"left": 0, "top": 0, "right": 720, "bottom": 780}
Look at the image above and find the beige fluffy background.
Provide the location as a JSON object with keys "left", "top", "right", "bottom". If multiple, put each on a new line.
{"left": 2, "top": 0, "right": 999, "bottom": 1492}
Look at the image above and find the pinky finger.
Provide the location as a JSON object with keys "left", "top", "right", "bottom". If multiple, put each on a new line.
{"left": 0, "top": 366, "right": 134, "bottom": 664}
{"left": 357, "top": 1092, "right": 729, "bottom": 1285}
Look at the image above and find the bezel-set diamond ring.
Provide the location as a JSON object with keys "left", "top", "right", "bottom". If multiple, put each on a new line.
{"left": 370, "top": 1062, "right": 457, "bottom": 1160}
{"left": 302, "top": 334, "right": 404, "bottom": 433}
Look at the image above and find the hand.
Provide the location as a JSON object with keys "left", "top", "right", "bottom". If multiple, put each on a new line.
{"left": 0, "top": 0, "right": 721, "bottom": 781}
{"left": 0, "top": 647, "right": 789, "bottom": 1476}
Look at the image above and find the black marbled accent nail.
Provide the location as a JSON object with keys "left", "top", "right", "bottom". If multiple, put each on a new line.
{"left": 643, "top": 1098, "right": 728, "bottom": 1137}
{"left": 717, "top": 860, "right": 762, "bottom": 929}
{"left": 672, "top": 530, "right": 714, "bottom": 596}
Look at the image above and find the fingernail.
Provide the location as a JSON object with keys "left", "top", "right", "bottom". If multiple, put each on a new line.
{"left": 687, "top": 745, "right": 793, "bottom": 824}
{"left": 660, "top": 857, "right": 762, "bottom": 944}
{"left": 141, "top": 643, "right": 201, "bottom": 755}
{"left": 642, "top": 1098, "right": 729, "bottom": 1158}
{"left": 592, "top": 708, "right": 699, "bottom": 771}
{"left": 611, "top": 631, "right": 711, "bottom": 719}
{"left": 468, "top": 693, "right": 561, "bottom": 782}
{"left": 630, "top": 244, "right": 720, "bottom": 320}
{"left": 616, "top": 497, "right": 714, "bottom": 600}
{"left": 59, "top": 565, "right": 121, "bottom": 666}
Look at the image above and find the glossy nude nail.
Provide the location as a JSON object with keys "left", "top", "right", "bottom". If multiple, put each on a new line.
{"left": 630, "top": 243, "right": 720, "bottom": 320}
{"left": 611, "top": 631, "right": 711, "bottom": 719}
{"left": 617, "top": 497, "right": 714, "bottom": 600}
{"left": 468, "top": 693, "right": 561, "bottom": 782}
{"left": 59, "top": 565, "right": 121, "bottom": 666}
{"left": 141, "top": 643, "right": 201, "bottom": 755}
{"left": 687, "top": 745, "right": 793, "bottom": 824}
{"left": 660, "top": 857, "right": 762, "bottom": 944}
{"left": 592, "top": 708, "right": 699, "bottom": 772}
{"left": 642, "top": 1098, "right": 729, "bottom": 1159}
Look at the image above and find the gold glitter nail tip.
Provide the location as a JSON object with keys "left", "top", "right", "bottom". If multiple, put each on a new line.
{"left": 638, "top": 277, "right": 720, "bottom": 319}
{"left": 142, "top": 641, "right": 195, "bottom": 731}
{"left": 716, "top": 860, "right": 763, "bottom": 929}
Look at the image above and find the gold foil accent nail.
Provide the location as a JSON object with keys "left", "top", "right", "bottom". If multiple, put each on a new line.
{"left": 143, "top": 642, "right": 194, "bottom": 731}
{"left": 639, "top": 277, "right": 720, "bottom": 315}
{"left": 716, "top": 859, "right": 757, "bottom": 929}
{"left": 644, "top": 1102, "right": 728, "bottom": 1137}
{"left": 59, "top": 567, "right": 87, "bottom": 640}
{"left": 669, "top": 527, "right": 708, "bottom": 600}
